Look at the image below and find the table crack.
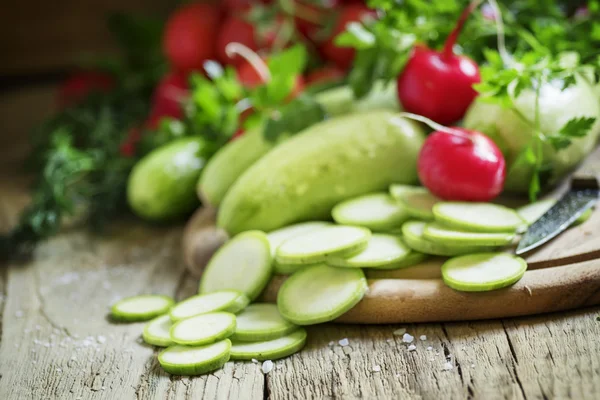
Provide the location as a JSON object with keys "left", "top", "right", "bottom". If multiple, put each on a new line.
{"left": 33, "top": 267, "right": 73, "bottom": 338}
{"left": 502, "top": 321, "right": 527, "bottom": 400}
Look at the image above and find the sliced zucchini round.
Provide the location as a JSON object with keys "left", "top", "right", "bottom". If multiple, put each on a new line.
{"left": 267, "top": 222, "right": 330, "bottom": 257}
{"left": 143, "top": 315, "right": 174, "bottom": 347}
{"left": 441, "top": 253, "right": 527, "bottom": 292}
{"left": 516, "top": 199, "right": 556, "bottom": 227}
{"left": 402, "top": 221, "right": 494, "bottom": 257}
{"left": 158, "top": 339, "right": 231, "bottom": 376}
{"left": 277, "top": 264, "right": 367, "bottom": 325}
{"left": 230, "top": 328, "right": 307, "bottom": 361}
{"left": 391, "top": 186, "right": 440, "bottom": 221}
{"left": 433, "top": 202, "right": 523, "bottom": 233}
{"left": 423, "top": 222, "right": 515, "bottom": 247}
{"left": 331, "top": 193, "right": 409, "bottom": 231}
{"left": 111, "top": 295, "right": 174, "bottom": 322}
{"left": 199, "top": 231, "right": 273, "bottom": 301}
{"left": 169, "top": 290, "right": 249, "bottom": 322}
{"left": 326, "top": 234, "right": 414, "bottom": 269}
{"left": 232, "top": 303, "right": 297, "bottom": 342}
{"left": 170, "top": 312, "right": 236, "bottom": 346}
{"left": 276, "top": 225, "right": 371, "bottom": 265}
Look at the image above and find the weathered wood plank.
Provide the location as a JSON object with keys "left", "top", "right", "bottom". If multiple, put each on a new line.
{"left": 0, "top": 223, "right": 263, "bottom": 399}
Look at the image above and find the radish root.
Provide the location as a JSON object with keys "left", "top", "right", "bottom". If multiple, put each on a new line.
{"left": 225, "top": 42, "right": 271, "bottom": 82}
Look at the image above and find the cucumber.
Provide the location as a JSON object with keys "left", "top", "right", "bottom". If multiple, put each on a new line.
{"left": 277, "top": 264, "right": 367, "bottom": 325}
{"left": 423, "top": 223, "right": 515, "bottom": 247}
{"left": 169, "top": 290, "right": 249, "bottom": 322}
{"left": 232, "top": 303, "right": 298, "bottom": 342}
{"left": 158, "top": 339, "right": 231, "bottom": 376}
{"left": 199, "top": 231, "right": 272, "bottom": 301}
{"left": 516, "top": 199, "right": 556, "bottom": 226}
{"left": 402, "top": 221, "right": 494, "bottom": 257}
{"left": 143, "top": 315, "right": 174, "bottom": 347}
{"left": 441, "top": 253, "right": 527, "bottom": 292}
{"left": 326, "top": 233, "right": 415, "bottom": 269}
{"left": 218, "top": 111, "right": 424, "bottom": 235}
{"left": 275, "top": 225, "right": 371, "bottom": 265}
{"left": 332, "top": 193, "right": 410, "bottom": 231}
{"left": 433, "top": 203, "right": 523, "bottom": 233}
{"left": 391, "top": 186, "right": 440, "bottom": 221}
{"left": 230, "top": 328, "right": 307, "bottom": 361}
{"left": 111, "top": 295, "right": 174, "bottom": 322}
{"left": 198, "top": 82, "right": 399, "bottom": 207}
{"left": 128, "top": 137, "right": 212, "bottom": 221}
{"left": 170, "top": 312, "right": 236, "bottom": 346}
{"left": 365, "top": 257, "right": 444, "bottom": 279}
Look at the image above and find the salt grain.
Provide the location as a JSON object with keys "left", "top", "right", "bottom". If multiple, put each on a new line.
{"left": 407, "top": 344, "right": 417, "bottom": 351}
{"left": 393, "top": 328, "right": 407, "bottom": 336}
{"left": 262, "top": 360, "right": 274, "bottom": 374}
{"left": 427, "top": 346, "right": 433, "bottom": 351}
{"left": 328, "top": 341, "right": 335, "bottom": 347}
{"left": 15, "top": 310, "right": 23, "bottom": 318}
{"left": 251, "top": 359, "right": 258, "bottom": 364}
{"left": 402, "top": 333, "right": 414, "bottom": 343}
{"left": 372, "top": 365, "right": 381, "bottom": 372}
{"left": 442, "top": 362, "right": 453, "bottom": 371}
{"left": 97, "top": 336, "right": 106, "bottom": 344}
{"left": 56, "top": 368, "right": 62, "bottom": 373}
{"left": 339, "top": 338, "right": 349, "bottom": 347}
{"left": 420, "top": 335, "right": 427, "bottom": 341}
{"left": 471, "top": 364, "right": 475, "bottom": 368}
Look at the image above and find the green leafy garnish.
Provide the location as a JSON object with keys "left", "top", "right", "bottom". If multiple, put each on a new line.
{"left": 547, "top": 117, "right": 597, "bottom": 151}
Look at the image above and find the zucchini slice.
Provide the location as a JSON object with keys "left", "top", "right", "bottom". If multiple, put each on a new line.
{"left": 158, "top": 339, "right": 231, "bottom": 376}
{"left": 332, "top": 193, "right": 409, "bottom": 231}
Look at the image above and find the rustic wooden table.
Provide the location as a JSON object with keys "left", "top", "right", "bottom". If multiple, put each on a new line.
{"left": 1, "top": 85, "right": 599, "bottom": 400}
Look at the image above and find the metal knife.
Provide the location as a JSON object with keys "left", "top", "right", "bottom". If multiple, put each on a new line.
{"left": 516, "top": 167, "right": 600, "bottom": 255}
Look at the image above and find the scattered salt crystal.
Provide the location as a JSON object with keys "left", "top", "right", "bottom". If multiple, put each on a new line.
{"left": 97, "top": 336, "right": 106, "bottom": 344}
{"left": 420, "top": 335, "right": 427, "bottom": 341}
{"left": 56, "top": 368, "right": 62, "bottom": 373}
{"left": 372, "top": 365, "right": 381, "bottom": 372}
{"left": 71, "top": 356, "right": 77, "bottom": 361}
{"left": 101, "top": 386, "right": 106, "bottom": 391}
{"left": 407, "top": 344, "right": 417, "bottom": 351}
{"left": 471, "top": 364, "right": 475, "bottom": 368}
{"left": 393, "top": 328, "right": 407, "bottom": 336}
{"left": 442, "top": 362, "right": 453, "bottom": 371}
{"left": 427, "top": 346, "right": 433, "bottom": 351}
{"left": 262, "top": 360, "right": 274, "bottom": 374}
{"left": 395, "top": 373, "right": 401, "bottom": 378}
{"left": 339, "top": 338, "right": 349, "bottom": 347}
{"left": 251, "top": 359, "right": 258, "bottom": 364}
{"left": 386, "top": 339, "right": 392, "bottom": 343}
{"left": 402, "top": 333, "right": 414, "bottom": 343}
{"left": 328, "top": 341, "right": 335, "bottom": 347}
{"left": 15, "top": 310, "right": 23, "bottom": 318}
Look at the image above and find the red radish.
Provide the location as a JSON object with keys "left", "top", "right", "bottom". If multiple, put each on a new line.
{"left": 319, "top": 4, "right": 376, "bottom": 69}
{"left": 149, "top": 72, "right": 190, "bottom": 122}
{"left": 305, "top": 65, "right": 345, "bottom": 86}
{"left": 396, "top": 1, "right": 481, "bottom": 125}
{"left": 293, "top": 0, "right": 340, "bottom": 40}
{"left": 418, "top": 127, "right": 505, "bottom": 202}
{"left": 162, "top": 3, "right": 221, "bottom": 72}
{"left": 57, "top": 71, "right": 114, "bottom": 108}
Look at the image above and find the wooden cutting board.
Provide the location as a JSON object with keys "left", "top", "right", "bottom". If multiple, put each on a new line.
{"left": 258, "top": 147, "right": 600, "bottom": 323}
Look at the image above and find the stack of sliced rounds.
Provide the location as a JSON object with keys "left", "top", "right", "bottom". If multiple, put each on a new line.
{"left": 111, "top": 295, "right": 174, "bottom": 322}
{"left": 432, "top": 202, "right": 524, "bottom": 233}
{"left": 199, "top": 231, "right": 273, "bottom": 301}
{"left": 277, "top": 264, "right": 367, "bottom": 325}
{"left": 276, "top": 225, "right": 371, "bottom": 265}
{"left": 143, "top": 315, "right": 175, "bottom": 347}
{"left": 327, "top": 233, "right": 425, "bottom": 269}
{"left": 158, "top": 340, "right": 232, "bottom": 376}
{"left": 390, "top": 185, "right": 440, "bottom": 220}
{"left": 402, "top": 221, "right": 495, "bottom": 257}
{"left": 230, "top": 328, "right": 307, "bottom": 361}
{"left": 441, "top": 253, "right": 527, "bottom": 292}
{"left": 232, "top": 303, "right": 297, "bottom": 342}
{"left": 331, "top": 193, "right": 410, "bottom": 231}
{"left": 267, "top": 222, "right": 329, "bottom": 275}
{"left": 423, "top": 223, "right": 515, "bottom": 247}
{"left": 170, "top": 312, "right": 237, "bottom": 346}
{"left": 169, "top": 290, "right": 249, "bottom": 322}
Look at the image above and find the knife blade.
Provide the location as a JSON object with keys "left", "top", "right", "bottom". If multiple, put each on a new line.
{"left": 516, "top": 175, "right": 599, "bottom": 255}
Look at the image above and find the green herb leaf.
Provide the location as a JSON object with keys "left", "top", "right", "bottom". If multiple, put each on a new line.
{"left": 263, "top": 94, "right": 326, "bottom": 142}
{"left": 547, "top": 117, "right": 597, "bottom": 150}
